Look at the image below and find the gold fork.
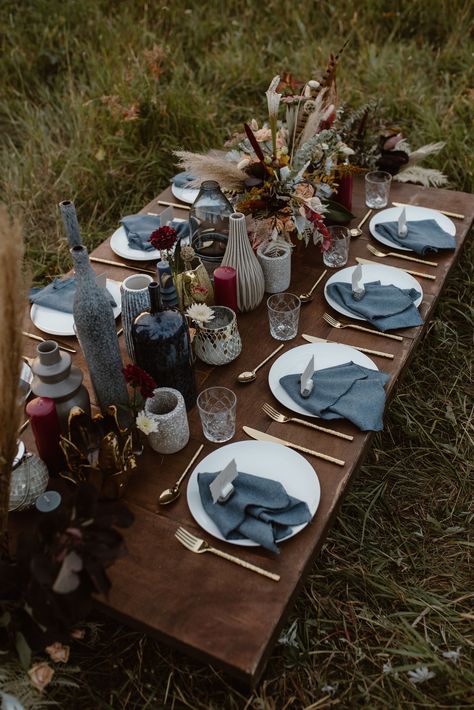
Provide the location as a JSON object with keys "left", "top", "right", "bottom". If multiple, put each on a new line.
{"left": 323, "top": 312, "right": 403, "bottom": 341}
{"left": 367, "top": 244, "right": 438, "bottom": 267}
{"left": 262, "top": 403, "right": 353, "bottom": 441}
{"left": 175, "top": 527, "right": 280, "bottom": 581}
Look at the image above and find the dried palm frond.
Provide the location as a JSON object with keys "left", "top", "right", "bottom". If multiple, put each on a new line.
{"left": 0, "top": 206, "right": 26, "bottom": 552}
{"left": 403, "top": 141, "right": 446, "bottom": 166}
{"left": 393, "top": 166, "right": 448, "bottom": 187}
{"left": 174, "top": 150, "right": 248, "bottom": 191}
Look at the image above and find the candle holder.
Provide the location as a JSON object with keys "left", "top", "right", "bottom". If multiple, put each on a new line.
{"left": 256, "top": 241, "right": 292, "bottom": 293}
{"left": 193, "top": 306, "right": 242, "bottom": 366}
{"left": 8, "top": 441, "right": 49, "bottom": 512}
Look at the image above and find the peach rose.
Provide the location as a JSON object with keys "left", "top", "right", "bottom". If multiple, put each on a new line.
{"left": 45, "top": 642, "right": 70, "bottom": 663}
{"left": 28, "top": 662, "right": 54, "bottom": 692}
{"left": 70, "top": 628, "right": 86, "bottom": 640}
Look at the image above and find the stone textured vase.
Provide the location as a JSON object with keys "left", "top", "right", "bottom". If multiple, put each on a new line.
{"left": 59, "top": 200, "right": 82, "bottom": 247}
{"left": 193, "top": 306, "right": 242, "bottom": 366}
{"left": 144, "top": 387, "right": 189, "bottom": 454}
{"left": 71, "top": 245, "right": 129, "bottom": 414}
{"left": 120, "top": 274, "right": 153, "bottom": 361}
{"left": 31, "top": 340, "right": 91, "bottom": 432}
{"left": 221, "top": 212, "right": 265, "bottom": 312}
{"left": 256, "top": 241, "right": 292, "bottom": 293}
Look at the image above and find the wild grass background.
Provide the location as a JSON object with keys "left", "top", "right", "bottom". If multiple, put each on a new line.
{"left": 1, "top": 0, "right": 473, "bottom": 707}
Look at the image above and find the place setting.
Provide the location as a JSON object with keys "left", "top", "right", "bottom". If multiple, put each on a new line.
{"left": 109, "top": 205, "right": 189, "bottom": 261}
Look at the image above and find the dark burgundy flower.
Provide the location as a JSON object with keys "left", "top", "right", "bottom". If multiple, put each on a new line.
{"left": 122, "top": 364, "right": 156, "bottom": 399}
{"left": 149, "top": 225, "right": 177, "bottom": 251}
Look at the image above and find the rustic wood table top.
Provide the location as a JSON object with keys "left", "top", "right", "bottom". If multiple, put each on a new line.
{"left": 19, "top": 177, "right": 474, "bottom": 686}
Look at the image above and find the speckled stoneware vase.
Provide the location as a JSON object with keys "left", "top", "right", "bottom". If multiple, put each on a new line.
{"left": 59, "top": 200, "right": 82, "bottom": 247}
{"left": 257, "top": 241, "right": 292, "bottom": 293}
{"left": 71, "top": 245, "right": 129, "bottom": 414}
{"left": 120, "top": 274, "right": 153, "bottom": 361}
{"left": 144, "top": 387, "right": 189, "bottom": 454}
{"left": 221, "top": 212, "right": 265, "bottom": 312}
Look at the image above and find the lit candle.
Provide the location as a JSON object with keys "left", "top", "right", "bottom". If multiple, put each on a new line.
{"left": 213, "top": 266, "right": 238, "bottom": 314}
{"left": 25, "top": 397, "right": 65, "bottom": 475}
{"left": 35, "top": 490, "right": 62, "bottom": 513}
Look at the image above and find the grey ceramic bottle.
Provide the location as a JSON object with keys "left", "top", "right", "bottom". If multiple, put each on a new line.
{"left": 70, "top": 245, "right": 129, "bottom": 414}
{"left": 59, "top": 200, "right": 82, "bottom": 247}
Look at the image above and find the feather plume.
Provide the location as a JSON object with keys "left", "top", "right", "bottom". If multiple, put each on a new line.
{"left": 0, "top": 206, "right": 26, "bottom": 549}
{"left": 296, "top": 90, "right": 330, "bottom": 148}
{"left": 318, "top": 39, "right": 350, "bottom": 90}
{"left": 405, "top": 141, "right": 446, "bottom": 166}
{"left": 174, "top": 150, "right": 249, "bottom": 191}
{"left": 393, "top": 166, "right": 448, "bottom": 187}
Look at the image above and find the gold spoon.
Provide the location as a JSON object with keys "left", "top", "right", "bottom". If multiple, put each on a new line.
{"left": 237, "top": 343, "right": 284, "bottom": 383}
{"left": 299, "top": 269, "right": 328, "bottom": 303}
{"left": 158, "top": 444, "right": 204, "bottom": 505}
{"left": 349, "top": 208, "right": 373, "bottom": 238}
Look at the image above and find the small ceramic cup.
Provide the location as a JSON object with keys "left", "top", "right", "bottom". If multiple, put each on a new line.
{"left": 144, "top": 387, "right": 189, "bottom": 454}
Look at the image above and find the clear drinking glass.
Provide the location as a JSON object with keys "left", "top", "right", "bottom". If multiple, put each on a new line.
{"left": 322, "top": 226, "right": 351, "bottom": 268}
{"left": 197, "top": 387, "right": 237, "bottom": 443}
{"left": 267, "top": 293, "right": 301, "bottom": 341}
{"left": 365, "top": 170, "right": 392, "bottom": 208}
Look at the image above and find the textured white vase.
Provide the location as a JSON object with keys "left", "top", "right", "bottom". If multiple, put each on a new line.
{"left": 221, "top": 212, "right": 265, "bottom": 312}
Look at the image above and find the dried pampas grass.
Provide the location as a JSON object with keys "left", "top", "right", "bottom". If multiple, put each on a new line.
{"left": 174, "top": 150, "right": 248, "bottom": 191}
{"left": 0, "top": 206, "right": 27, "bottom": 547}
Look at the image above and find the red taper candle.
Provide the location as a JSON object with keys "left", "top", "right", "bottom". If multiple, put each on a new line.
{"left": 213, "top": 266, "right": 238, "bottom": 314}
{"left": 25, "top": 397, "right": 65, "bottom": 475}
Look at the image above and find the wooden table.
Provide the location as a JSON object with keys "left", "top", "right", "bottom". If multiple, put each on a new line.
{"left": 20, "top": 178, "right": 474, "bottom": 686}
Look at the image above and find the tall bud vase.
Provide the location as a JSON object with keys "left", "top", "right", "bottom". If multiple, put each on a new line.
{"left": 71, "top": 246, "right": 129, "bottom": 414}
{"left": 59, "top": 200, "right": 82, "bottom": 247}
{"left": 221, "top": 212, "right": 265, "bottom": 312}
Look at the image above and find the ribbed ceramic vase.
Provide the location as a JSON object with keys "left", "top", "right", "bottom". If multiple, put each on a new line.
{"left": 221, "top": 212, "right": 265, "bottom": 312}
{"left": 120, "top": 274, "right": 153, "bottom": 361}
{"left": 71, "top": 245, "right": 129, "bottom": 414}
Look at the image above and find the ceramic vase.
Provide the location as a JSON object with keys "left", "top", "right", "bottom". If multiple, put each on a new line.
{"left": 221, "top": 212, "right": 265, "bottom": 312}
{"left": 120, "top": 274, "right": 153, "bottom": 361}
{"left": 256, "top": 241, "right": 292, "bottom": 293}
{"left": 59, "top": 200, "right": 82, "bottom": 247}
{"left": 144, "top": 387, "right": 190, "bottom": 454}
{"left": 193, "top": 306, "right": 242, "bottom": 366}
{"left": 157, "top": 260, "right": 179, "bottom": 308}
{"left": 8, "top": 441, "right": 49, "bottom": 512}
{"left": 31, "top": 340, "right": 90, "bottom": 432}
{"left": 71, "top": 245, "right": 129, "bottom": 415}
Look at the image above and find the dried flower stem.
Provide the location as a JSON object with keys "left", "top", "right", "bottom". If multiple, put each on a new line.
{"left": 0, "top": 206, "right": 27, "bottom": 554}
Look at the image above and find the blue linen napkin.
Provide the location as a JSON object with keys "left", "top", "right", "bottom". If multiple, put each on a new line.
{"left": 197, "top": 470, "right": 311, "bottom": 553}
{"left": 326, "top": 280, "right": 423, "bottom": 331}
{"left": 374, "top": 218, "right": 456, "bottom": 255}
{"left": 280, "top": 361, "right": 390, "bottom": 431}
{"left": 172, "top": 171, "right": 196, "bottom": 188}
{"left": 29, "top": 276, "right": 117, "bottom": 314}
{"left": 120, "top": 214, "right": 190, "bottom": 251}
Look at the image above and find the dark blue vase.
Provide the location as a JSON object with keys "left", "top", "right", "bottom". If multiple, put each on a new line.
{"left": 132, "top": 282, "right": 196, "bottom": 410}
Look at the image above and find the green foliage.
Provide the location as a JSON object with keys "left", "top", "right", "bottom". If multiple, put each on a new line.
{"left": 0, "top": 0, "right": 472, "bottom": 707}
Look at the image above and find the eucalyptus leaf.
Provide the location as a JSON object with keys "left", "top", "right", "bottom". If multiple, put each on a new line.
{"left": 14, "top": 632, "right": 31, "bottom": 670}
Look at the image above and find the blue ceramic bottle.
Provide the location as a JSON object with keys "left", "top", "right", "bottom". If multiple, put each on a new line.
{"left": 132, "top": 282, "right": 196, "bottom": 410}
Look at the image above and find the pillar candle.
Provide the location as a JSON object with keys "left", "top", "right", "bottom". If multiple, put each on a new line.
{"left": 335, "top": 173, "right": 353, "bottom": 212}
{"left": 213, "top": 266, "right": 238, "bottom": 314}
{"left": 25, "top": 397, "right": 65, "bottom": 475}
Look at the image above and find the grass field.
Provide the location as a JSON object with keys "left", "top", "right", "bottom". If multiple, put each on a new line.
{"left": 1, "top": 0, "right": 473, "bottom": 707}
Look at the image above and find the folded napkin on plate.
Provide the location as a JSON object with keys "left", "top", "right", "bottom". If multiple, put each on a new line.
{"left": 120, "top": 214, "right": 190, "bottom": 251}
{"left": 172, "top": 171, "right": 196, "bottom": 188}
{"left": 375, "top": 218, "right": 455, "bottom": 255}
{"left": 280, "top": 361, "right": 390, "bottom": 431}
{"left": 29, "top": 276, "right": 116, "bottom": 314}
{"left": 198, "top": 470, "right": 311, "bottom": 553}
{"left": 326, "top": 280, "right": 423, "bottom": 331}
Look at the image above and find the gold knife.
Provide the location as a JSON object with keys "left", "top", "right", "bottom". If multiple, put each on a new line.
{"left": 301, "top": 333, "right": 394, "bottom": 359}
{"left": 89, "top": 256, "right": 156, "bottom": 275}
{"left": 355, "top": 257, "right": 436, "bottom": 281}
{"left": 242, "top": 426, "right": 345, "bottom": 467}
{"left": 392, "top": 201, "right": 464, "bottom": 220}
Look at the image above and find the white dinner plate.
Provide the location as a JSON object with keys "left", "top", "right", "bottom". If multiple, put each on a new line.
{"left": 268, "top": 342, "right": 378, "bottom": 418}
{"left": 186, "top": 440, "right": 320, "bottom": 547}
{"left": 324, "top": 263, "right": 423, "bottom": 321}
{"left": 19, "top": 361, "right": 32, "bottom": 402}
{"left": 369, "top": 205, "right": 456, "bottom": 252}
{"left": 171, "top": 182, "right": 199, "bottom": 205}
{"left": 30, "top": 280, "right": 122, "bottom": 337}
{"left": 110, "top": 226, "right": 161, "bottom": 261}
